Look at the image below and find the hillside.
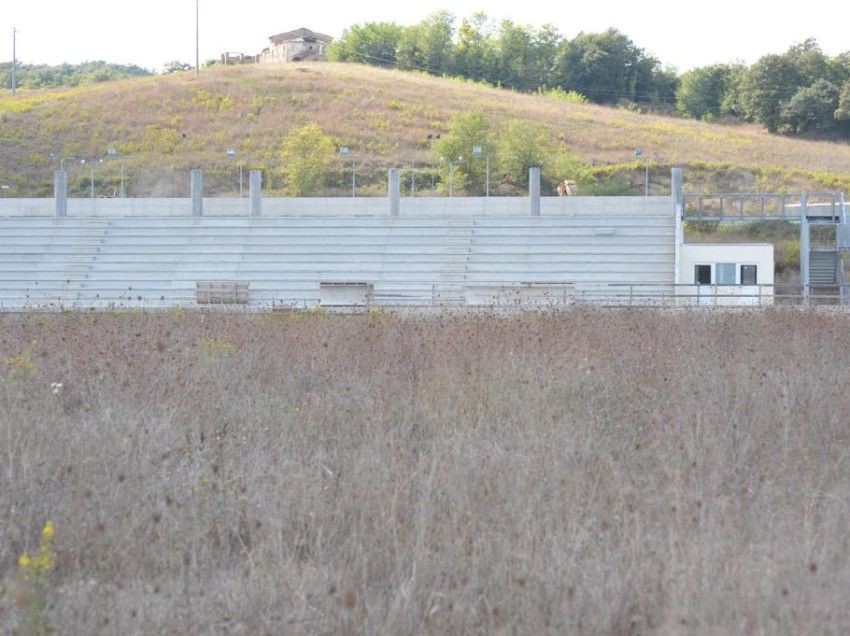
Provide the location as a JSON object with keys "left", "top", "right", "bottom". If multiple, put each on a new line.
{"left": 1, "top": 63, "right": 850, "bottom": 197}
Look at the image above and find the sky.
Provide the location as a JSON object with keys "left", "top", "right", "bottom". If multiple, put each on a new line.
{"left": 1, "top": 0, "right": 847, "bottom": 73}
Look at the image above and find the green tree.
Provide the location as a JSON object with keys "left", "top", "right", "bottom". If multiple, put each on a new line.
{"left": 396, "top": 11, "right": 455, "bottom": 74}
{"left": 779, "top": 79, "right": 841, "bottom": 135}
{"left": 836, "top": 82, "right": 850, "bottom": 121}
{"left": 785, "top": 39, "right": 833, "bottom": 85}
{"left": 453, "top": 13, "right": 494, "bottom": 80}
{"left": 553, "top": 29, "right": 653, "bottom": 104}
{"left": 529, "top": 25, "right": 563, "bottom": 88}
{"left": 492, "top": 20, "right": 534, "bottom": 89}
{"left": 676, "top": 64, "right": 739, "bottom": 120}
{"left": 495, "top": 120, "right": 552, "bottom": 188}
{"left": 434, "top": 112, "right": 492, "bottom": 194}
{"left": 281, "top": 123, "right": 336, "bottom": 196}
{"left": 738, "top": 54, "right": 804, "bottom": 132}
{"left": 327, "top": 22, "right": 404, "bottom": 66}
{"left": 163, "top": 60, "right": 193, "bottom": 74}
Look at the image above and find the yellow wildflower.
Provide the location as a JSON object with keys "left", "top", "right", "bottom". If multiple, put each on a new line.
{"left": 42, "top": 521, "right": 54, "bottom": 541}
{"left": 18, "top": 552, "right": 31, "bottom": 569}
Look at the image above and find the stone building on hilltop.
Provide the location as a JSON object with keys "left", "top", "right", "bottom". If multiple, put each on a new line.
{"left": 260, "top": 28, "right": 334, "bottom": 64}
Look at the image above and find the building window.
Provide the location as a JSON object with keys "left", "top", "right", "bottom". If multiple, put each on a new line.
{"left": 695, "top": 264, "right": 712, "bottom": 285}
{"left": 741, "top": 265, "right": 757, "bottom": 285}
{"left": 716, "top": 263, "right": 736, "bottom": 285}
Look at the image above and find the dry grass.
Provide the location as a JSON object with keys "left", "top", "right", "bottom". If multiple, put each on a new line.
{"left": 1, "top": 309, "right": 850, "bottom": 633}
{"left": 2, "top": 63, "right": 850, "bottom": 195}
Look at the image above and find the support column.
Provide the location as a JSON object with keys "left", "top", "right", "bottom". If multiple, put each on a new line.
{"left": 54, "top": 170, "right": 67, "bottom": 218}
{"left": 190, "top": 169, "right": 204, "bottom": 217}
{"left": 388, "top": 168, "right": 400, "bottom": 217}
{"left": 671, "top": 167, "right": 684, "bottom": 209}
{"left": 800, "top": 192, "right": 810, "bottom": 305}
{"left": 249, "top": 170, "right": 262, "bottom": 217}
{"left": 529, "top": 166, "right": 541, "bottom": 216}
{"left": 672, "top": 167, "right": 685, "bottom": 286}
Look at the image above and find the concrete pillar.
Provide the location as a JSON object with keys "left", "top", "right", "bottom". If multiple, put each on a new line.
{"left": 671, "top": 167, "right": 684, "bottom": 209}
{"left": 529, "top": 166, "right": 541, "bottom": 216}
{"left": 800, "top": 192, "right": 810, "bottom": 304}
{"left": 249, "top": 170, "right": 262, "bottom": 217}
{"left": 671, "top": 168, "right": 685, "bottom": 287}
{"left": 190, "top": 169, "right": 203, "bottom": 216}
{"left": 388, "top": 168, "right": 400, "bottom": 217}
{"left": 54, "top": 170, "right": 68, "bottom": 218}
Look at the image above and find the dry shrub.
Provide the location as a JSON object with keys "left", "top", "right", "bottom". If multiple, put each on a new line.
{"left": 1, "top": 309, "right": 849, "bottom": 633}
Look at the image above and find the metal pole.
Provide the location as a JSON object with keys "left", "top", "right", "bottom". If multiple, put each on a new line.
{"left": 411, "top": 165, "right": 415, "bottom": 196}
{"left": 195, "top": 0, "right": 200, "bottom": 77}
{"left": 11, "top": 28, "right": 17, "bottom": 97}
{"left": 449, "top": 161, "right": 453, "bottom": 197}
{"left": 486, "top": 155, "right": 490, "bottom": 197}
{"left": 239, "top": 164, "right": 243, "bottom": 198}
{"left": 90, "top": 167, "right": 95, "bottom": 199}
{"left": 120, "top": 163, "right": 125, "bottom": 198}
{"left": 801, "top": 192, "right": 810, "bottom": 306}
{"left": 644, "top": 160, "right": 649, "bottom": 196}
{"left": 352, "top": 160, "right": 356, "bottom": 198}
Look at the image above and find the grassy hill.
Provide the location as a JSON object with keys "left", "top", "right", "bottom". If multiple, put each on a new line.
{"left": 1, "top": 62, "right": 850, "bottom": 197}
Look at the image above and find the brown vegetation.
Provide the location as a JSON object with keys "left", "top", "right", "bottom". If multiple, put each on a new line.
{"left": 2, "top": 63, "right": 850, "bottom": 196}
{"left": 1, "top": 309, "right": 850, "bottom": 633}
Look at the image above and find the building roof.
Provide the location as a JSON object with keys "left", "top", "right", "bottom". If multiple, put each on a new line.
{"left": 269, "top": 28, "right": 333, "bottom": 46}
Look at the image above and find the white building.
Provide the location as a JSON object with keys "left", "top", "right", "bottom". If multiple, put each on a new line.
{"left": 259, "top": 28, "right": 333, "bottom": 64}
{"left": 679, "top": 244, "right": 774, "bottom": 306}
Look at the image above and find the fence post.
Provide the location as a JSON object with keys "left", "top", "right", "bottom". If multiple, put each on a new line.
{"left": 249, "top": 170, "right": 262, "bottom": 217}
{"left": 54, "top": 170, "right": 68, "bottom": 218}
{"left": 529, "top": 167, "right": 541, "bottom": 216}
{"left": 800, "top": 192, "right": 809, "bottom": 306}
{"left": 190, "top": 169, "right": 204, "bottom": 217}
{"left": 388, "top": 168, "right": 400, "bottom": 217}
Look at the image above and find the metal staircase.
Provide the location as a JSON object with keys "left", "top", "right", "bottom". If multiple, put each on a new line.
{"left": 838, "top": 193, "right": 849, "bottom": 304}
{"left": 810, "top": 249, "right": 839, "bottom": 285}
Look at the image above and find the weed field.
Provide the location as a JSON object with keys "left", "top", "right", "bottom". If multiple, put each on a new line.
{"left": 1, "top": 309, "right": 849, "bottom": 633}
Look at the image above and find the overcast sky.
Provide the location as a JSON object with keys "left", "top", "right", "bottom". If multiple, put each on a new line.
{"left": 2, "top": 0, "right": 847, "bottom": 73}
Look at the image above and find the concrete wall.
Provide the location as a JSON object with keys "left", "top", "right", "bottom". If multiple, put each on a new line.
{"left": 679, "top": 243, "right": 774, "bottom": 305}
{"left": 0, "top": 196, "right": 674, "bottom": 218}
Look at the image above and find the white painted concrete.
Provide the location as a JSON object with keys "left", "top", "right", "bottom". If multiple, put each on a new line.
{"left": 0, "top": 196, "right": 674, "bottom": 218}
{"left": 679, "top": 243, "right": 774, "bottom": 306}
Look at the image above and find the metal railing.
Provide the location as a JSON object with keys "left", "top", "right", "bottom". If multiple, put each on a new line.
{"left": 1, "top": 281, "right": 847, "bottom": 312}
{"left": 682, "top": 192, "right": 844, "bottom": 222}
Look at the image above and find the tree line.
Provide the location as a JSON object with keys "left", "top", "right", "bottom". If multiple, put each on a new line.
{"left": 0, "top": 61, "right": 152, "bottom": 89}
{"left": 677, "top": 39, "right": 850, "bottom": 136}
{"left": 329, "top": 13, "right": 850, "bottom": 139}
{"left": 329, "top": 12, "right": 677, "bottom": 106}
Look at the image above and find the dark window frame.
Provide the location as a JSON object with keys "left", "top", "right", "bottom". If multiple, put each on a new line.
{"left": 695, "top": 264, "right": 712, "bottom": 285}
{"left": 740, "top": 264, "right": 758, "bottom": 285}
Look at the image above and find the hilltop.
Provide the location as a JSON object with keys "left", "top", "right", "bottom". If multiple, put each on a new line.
{"left": 1, "top": 63, "right": 849, "bottom": 197}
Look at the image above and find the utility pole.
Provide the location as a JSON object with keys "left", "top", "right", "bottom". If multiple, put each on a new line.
{"left": 195, "top": 0, "right": 200, "bottom": 77}
{"left": 11, "top": 27, "right": 17, "bottom": 97}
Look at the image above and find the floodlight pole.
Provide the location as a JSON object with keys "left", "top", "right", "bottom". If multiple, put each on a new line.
{"left": 635, "top": 148, "right": 648, "bottom": 196}
{"left": 11, "top": 27, "right": 17, "bottom": 97}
